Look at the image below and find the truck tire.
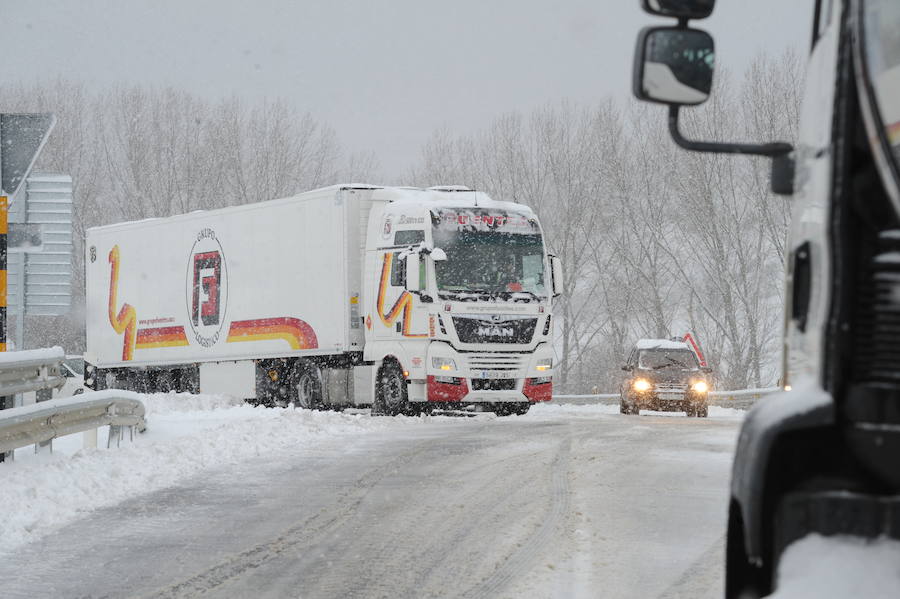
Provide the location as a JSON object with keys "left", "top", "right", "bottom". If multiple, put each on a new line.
{"left": 512, "top": 403, "right": 530, "bottom": 416}
{"left": 697, "top": 404, "right": 709, "bottom": 418}
{"left": 293, "top": 362, "right": 323, "bottom": 410}
{"left": 374, "top": 361, "right": 408, "bottom": 416}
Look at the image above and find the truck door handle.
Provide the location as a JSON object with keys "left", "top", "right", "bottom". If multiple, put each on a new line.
{"left": 792, "top": 242, "right": 812, "bottom": 332}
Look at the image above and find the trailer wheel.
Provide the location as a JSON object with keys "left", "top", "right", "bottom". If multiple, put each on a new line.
{"left": 374, "top": 361, "right": 408, "bottom": 416}
{"left": 294, "top": 362, "right": 323, "bottom": 410}
{"left": 697, "top": 404, "right": 709, "bottom": 418}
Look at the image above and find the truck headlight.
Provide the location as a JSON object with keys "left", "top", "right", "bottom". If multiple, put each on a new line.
{"left": 691, "top": 381, "right": 709, "bottom": 393}
{"left": 633, "top": 378, "right": 651, "bottom": 392}
{"left": 536, "top": 358, "right": 553, "bottom": 372}
{"left": 432, "top": 357, "right": 457, "bottom": 371}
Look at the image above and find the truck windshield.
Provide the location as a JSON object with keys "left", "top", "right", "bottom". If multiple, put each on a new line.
{"left": 863, "top": 0, "right": 900, "bottom": 168}
{"left": 432, "top": 230, "right": 547, "bottom": 301}
{"left": 638, "top": 349, "right": 699, "bottom": 370}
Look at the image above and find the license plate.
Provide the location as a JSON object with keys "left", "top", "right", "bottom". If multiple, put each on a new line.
{"left": 658, "top": 392, "right": 683, "bottom": 400}
{"left": 479, "top": 370, "right": 509, "bottom": 379}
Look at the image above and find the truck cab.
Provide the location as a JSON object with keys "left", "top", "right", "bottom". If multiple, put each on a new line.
{"left": 362, "top": 187, "right": 561, "bottom": 415}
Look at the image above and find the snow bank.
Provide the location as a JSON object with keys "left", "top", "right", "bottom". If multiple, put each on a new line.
{"left": 528, "top": 402, "right": 745, "bottom": 420}
{"left": 768, "top": 534, "right": 900, "bottom": 598}
{"left": 0, "top": 392, "right": 433, "bottom": 556}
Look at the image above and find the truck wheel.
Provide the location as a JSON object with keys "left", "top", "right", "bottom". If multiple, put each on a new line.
{"left": 513, "top": 403, "right": 530, "bottom": 416}
{"left": 697, "top": 404, "right": 709, "bottom": 418}
{"left": 294, "top": 363, "right": 323, "bottom": 410}
{"left": 375, "top": 362, "right": 408, "bottom": 416}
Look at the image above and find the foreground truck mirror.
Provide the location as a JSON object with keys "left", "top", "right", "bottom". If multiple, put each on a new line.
{"left": 633, "top": 26, "right": 714, "bottom": 106}
{"left": 549, "top": 254, "right": 563, "bottom": 298}
{"left": 640, "top": 0, "right": 714, "bottom": 20}
{"left": 631, "top": 16, "right": 794, "bottom": 195}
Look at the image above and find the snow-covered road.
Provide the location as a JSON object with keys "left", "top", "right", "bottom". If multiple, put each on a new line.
{"left": 0, "top": 398, "right": 742, "bottom": 598}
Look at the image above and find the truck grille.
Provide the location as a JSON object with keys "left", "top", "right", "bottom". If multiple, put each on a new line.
{"left": 452, "top": 315, "right": 537, "bottom": 344}
{"left": 463, "top": 353, "right": 524, "bottom": 372}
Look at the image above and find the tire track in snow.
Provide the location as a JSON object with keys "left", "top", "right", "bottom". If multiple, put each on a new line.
{"left": 461, "top": 429, "right": 573, "bottom": 599}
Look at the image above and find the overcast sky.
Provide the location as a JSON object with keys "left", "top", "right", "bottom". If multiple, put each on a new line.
{"left": 0, "top": 0, "right": 814, "bottom": 177}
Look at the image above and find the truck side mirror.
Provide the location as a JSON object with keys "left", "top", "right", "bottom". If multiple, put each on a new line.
{"left": 405, "top": 254, "right": 421, "bottom": 292}
{"left": 549, "top": 254, "right": 563, "bottom": 298}
{"left": 640, "top": 0, "right": 714, "bottom": 20}
{"left": 701, "top": 366, "right": 713, "bottom": 374}
{"left": 622, "top": 365, "right": 633, "bottom": 372}
{"left": 633, "top": 26, "right": 714, "bottom": 106}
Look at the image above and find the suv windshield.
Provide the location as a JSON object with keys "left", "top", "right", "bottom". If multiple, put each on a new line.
{"left": 638, "top": 349, "right": 699, "bottom": 370}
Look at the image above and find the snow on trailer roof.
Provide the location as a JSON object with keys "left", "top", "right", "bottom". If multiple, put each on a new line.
{"left": 634, "top": 339, "right": 691, "bottom": 350}
{"left": 88, "top": 184, "right": 535, "bottom": 234}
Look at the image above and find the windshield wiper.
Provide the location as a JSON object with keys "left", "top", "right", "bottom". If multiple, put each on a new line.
{"left": 665, "top": 356, "right": 689, "bottom": 368}
{"left": 495, "top": 290, "right": 543, "bottom": 302}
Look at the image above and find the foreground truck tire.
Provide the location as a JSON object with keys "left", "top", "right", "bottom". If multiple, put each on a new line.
{"left": 375, "top": 362, "right": 409, "bottom": 416}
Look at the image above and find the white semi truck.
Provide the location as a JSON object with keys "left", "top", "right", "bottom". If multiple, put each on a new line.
{"left": 84, "top": 185, "right": 562, "bottom": 415}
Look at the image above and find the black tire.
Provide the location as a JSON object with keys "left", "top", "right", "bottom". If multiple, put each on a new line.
{"left": 697, "top": 404, "right": 709, "bottom": 418}
{"left": 620, "top": 401, "right": 629, "bottom": 415}
{"left": 154, "top": 370, "right": 175, "bottom": 393}
{"left": 513, "top": 403, "right": 531, "bottom": 416}
{"left": 293, "top": 362, "right": 323, "bottom": 410}
{"left": 494, "top": 404, "right": 512, "bottom": 416}
{"left": 685, "top": 404, "right": 696, "bottom": 417}
{"left": 374, "top": 361, "right": 409, "bottom": 416}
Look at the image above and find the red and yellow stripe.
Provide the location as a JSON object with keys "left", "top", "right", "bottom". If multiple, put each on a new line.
{"left": 135, "top": 326, "right": 189, "bottom": 350}
{"left": 227, "top": 317, "right": 318, "bottom": 350}
{"left": 376, "top": 253, "right": 428, "bottom": 338}
{"left": 108, "top": 246, "right": 137, "bottom": 361}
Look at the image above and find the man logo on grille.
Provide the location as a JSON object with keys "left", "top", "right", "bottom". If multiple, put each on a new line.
{"left": 476, "top": 325, "right": 514, "bottom": 337}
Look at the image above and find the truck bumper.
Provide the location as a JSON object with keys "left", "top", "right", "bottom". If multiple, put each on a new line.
{"left": 423, "top": 344, "right": 554, "bottom": 404}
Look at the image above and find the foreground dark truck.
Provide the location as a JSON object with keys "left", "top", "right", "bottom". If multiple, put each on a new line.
{"left": 632, "top": 0, "right": 900, "bottom": 596}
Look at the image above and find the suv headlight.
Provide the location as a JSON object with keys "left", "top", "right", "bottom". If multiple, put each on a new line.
{"left": 633, "top": 378, "right": 652, "bottom": 392}
{"left": 536, "top": 358, "right": 553, "bottom": 372}
{"left": 691, "top": 381, "right": 709, "bottom": 393}
{"left": 432, "top": 357, "right": 457, "bottom": 371}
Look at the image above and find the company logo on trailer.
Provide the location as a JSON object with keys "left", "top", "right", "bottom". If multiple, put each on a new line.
{"left": 186, "top": 228, "right": 229, "bottom": 347}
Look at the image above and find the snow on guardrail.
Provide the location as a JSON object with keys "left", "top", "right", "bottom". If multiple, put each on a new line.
{"left": 0, "top": 390, "right": 146, "bottom": 454}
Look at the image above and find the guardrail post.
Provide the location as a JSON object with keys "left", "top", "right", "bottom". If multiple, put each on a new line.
{"left": 34, "top": 388, "right": 53, "bottom": 453}
{"left": 83, "top": 427, "right": 98, "bottom": 450}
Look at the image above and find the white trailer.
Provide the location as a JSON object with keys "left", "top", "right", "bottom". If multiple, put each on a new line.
{"left": 84, "top": 185, "right": 562, "bottom": 415}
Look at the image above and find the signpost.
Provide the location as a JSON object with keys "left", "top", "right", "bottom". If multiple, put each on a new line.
{"left": 0, "top": 114, "right": 56, "bottom": 462}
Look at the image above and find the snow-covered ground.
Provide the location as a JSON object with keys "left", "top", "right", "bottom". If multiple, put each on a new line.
{"left": 769, "top": 534, "right": 900, "bottom": 598}
{"left": 0, "top": 395, "right": 743, "bottom": 559}
{"left": 1, "top": 393, "right": 437, "bottom": 555}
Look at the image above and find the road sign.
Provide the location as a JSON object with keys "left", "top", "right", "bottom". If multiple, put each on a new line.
{"left": 0, "top": 113, "right": 56, "bottom": 198}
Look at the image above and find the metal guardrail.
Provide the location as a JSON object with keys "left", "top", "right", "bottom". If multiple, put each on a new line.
{"left": 0, "top": 390, "right": 146, "bottom": 455}
{"left": 0, "top": 346, "right": 66, "bottom": 397}
{"left": 554, "top": 387, "right": 782, "bottom": 409}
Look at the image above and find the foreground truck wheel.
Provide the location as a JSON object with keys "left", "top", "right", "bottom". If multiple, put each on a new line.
{"left": 374, "top": 362, "right": 409, "bottom": 416}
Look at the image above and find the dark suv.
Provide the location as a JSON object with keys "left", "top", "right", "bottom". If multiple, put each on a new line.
{"left": 619, "top": 339, "right": 711, "bottom": 417}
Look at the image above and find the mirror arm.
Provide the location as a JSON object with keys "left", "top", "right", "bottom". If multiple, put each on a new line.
{"left": 668, "top": 106, "right": 795, "bottom": 195}
{"left": 668, "top": 105, "right": 792, "bottom": 157}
